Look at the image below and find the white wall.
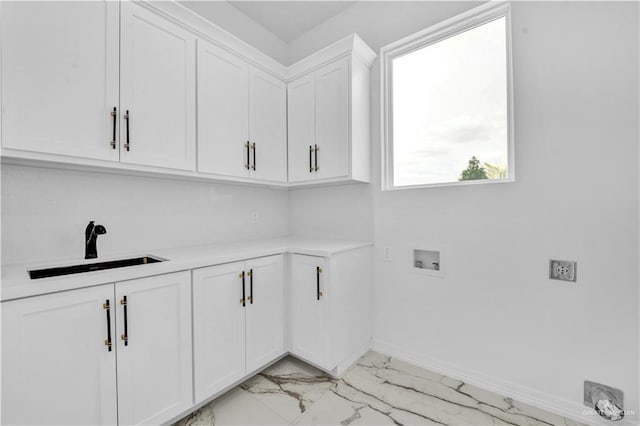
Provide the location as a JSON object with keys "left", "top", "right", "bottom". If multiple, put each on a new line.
{"left": 288, "top": 184, "right": 374, "bottom": 241}
{"left": 1, "top": 165, "right": 289, "bottom": 265}
{"left": 287, "top": 1, "right": 479, "bottom": 66}
{"left": 287, "top": 1, "right": 640, "bottom": 423}
{"left": 179, "top": 1, "right": 288, "bottom": 64}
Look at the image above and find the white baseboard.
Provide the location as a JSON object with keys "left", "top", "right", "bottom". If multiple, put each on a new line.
{"left": 371, "top": 339, "right": 637, "bottom": 426}
{"left": 335, "top": 339, "right": 372, "bottom": 377}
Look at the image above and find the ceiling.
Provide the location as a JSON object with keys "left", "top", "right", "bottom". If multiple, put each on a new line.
{"left": 226, "top": 1, "right": 357, "bottom": 42}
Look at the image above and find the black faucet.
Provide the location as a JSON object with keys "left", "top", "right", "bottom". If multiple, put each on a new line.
{"left": 85, "top": 221, "right": 107, "bottom": 259}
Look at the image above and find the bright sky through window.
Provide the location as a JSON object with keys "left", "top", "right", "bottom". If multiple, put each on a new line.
{"left": 392, "top": 17, "right": 508, "bottom": 186}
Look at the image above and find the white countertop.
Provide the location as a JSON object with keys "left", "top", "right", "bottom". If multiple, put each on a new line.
{"left": 1, "top": 237, "right": 372, "bottom": 302}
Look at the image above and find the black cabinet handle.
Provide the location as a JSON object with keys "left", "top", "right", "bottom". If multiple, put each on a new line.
{"left": 103, "top": 299, "right": 112, "bottom": 352}
{"left": 120, "top": 296, "right": 128, "bottom": 346}
{"left": 309, "top": 145, "right": 313, "bottom": 173}
{"left": 249, "top": 269, "right": 254, "bottom": 304}
{"left": 123, "top": 110, "right": 130, "bottom": 152}
{"left": 316, "top": 266, "right": 323, "bottom": 300}
{"left": 314, "top": 144, "right": 319, "bottom": 172}
{"left": 110, "top": 107, "right": 117, "bottom": 149}
{"left": 240, "top": 271, "right": 246, "bottom": 306}
{"left": 251, "top": 143, "right": 256, "bottom": 171}
{"left": 245, "top": 142, "right": 250, "bottom": 170}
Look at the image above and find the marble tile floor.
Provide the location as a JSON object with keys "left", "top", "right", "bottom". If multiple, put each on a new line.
{"left": 174, "top": 352, "right": 584, "bottom": 426}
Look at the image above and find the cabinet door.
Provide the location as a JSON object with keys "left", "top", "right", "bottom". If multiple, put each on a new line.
{"left": 1, "top": 285, "right": 117, "bottom": 425}
{"left": 290, "top": 255, "right": 331, "bottom": 370}
{"left": 287, "top": 73, "right": 317, "bottom": 183}
{"left": 248, "top": 66, "right": 287, "bottom": 182}
{"left": 197, "top": 40, "right": 249, "bottom": 178}
{"left": 120, "top": 2, "right": 196, "bottom": 171}
{"left": 1, "top": 1, "right": 119, "bottom": 161}
{"left": 315, "top": 57, "right": 350, "bottom": 179}
{"left": 116, "top": 272, "right": 192, "bottom": 425}
{"left": 192, "top": 262, "right": 247, "bottom": 403}
{"left": 245, "top": 255, "right": 285, "bottom": 372}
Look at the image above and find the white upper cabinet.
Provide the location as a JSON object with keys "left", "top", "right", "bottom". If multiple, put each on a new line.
{"left": 287, "top": 38, "right": 375, "bottom": 186}
{"left": 248, "top": 67, "right": 288, "bottom": 183}
{"left": 1, "top": 3, "right": 374, "bottom": 187}
{"left": 287, "top": 73, "right": 316, "bottom": 182}
{"left": 1, "top": 285, "right": 118, "bottom": 426}
{"left": 0, "top": 1, "right": 119, "bottom": 161}
{"left": 197, "top": 40, "right": 249, "bottom": 178}
{"left": 314, "top": 58, "right": 350, "bottom": 180}
{"left": 120, "top": 2, "right": 196, "bottom": 171}
{"left": 197, "top": 43, "right": 287, "bottom": 183}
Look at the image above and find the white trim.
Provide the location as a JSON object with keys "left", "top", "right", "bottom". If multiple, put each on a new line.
{"left": 387, "top": 176, "right": 515, "bottom": 191}
{"left": 0, "top": 150, "right": 290, "bottom": 189}
{"left": 380, "top": 1, "right": 515, "bottom": 191}
{"left": 137, "top": 0, "right": 287, "bottom": 79}
{"left": 138, "top": 2, "right": 377, "bottom": 84}
{"left": 0, "top": 151, "right": 376, "bottom": 190}
{"left": 371, "top": 339, "right": 637, "bottom": 426}
{"left": 286, "top": 33, "right": 376, "bottom": 81}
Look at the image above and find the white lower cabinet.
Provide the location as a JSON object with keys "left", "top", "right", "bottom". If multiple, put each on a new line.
{"left": 1, "top": 246, "right": 370, "bottom": 425}
{"left": 1, "top": 285, "right": 118, "bottom": 426}
{"left": 290, "top": 248, "right": 372, "bottom": 376}
{"left": 1, "top": 271, "right": 192, "bottom": 426}
{"left": 115, "top": 271, "right": 193, "bottom": 425}
{"left": 192, "top": 261, "right": 247, "bottom": 402}
{"left": 244, "top": 256, "right": 286, "bottom": 372}
{"left": 193, "top": 255, "right": 285, "bottom": 403}
{"left": 290, "top": 255, "right": 330, "bottom": 369}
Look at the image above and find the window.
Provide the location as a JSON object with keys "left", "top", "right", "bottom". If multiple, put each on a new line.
{"left": 381, "top": 3, "right": 513, "bottom": 189}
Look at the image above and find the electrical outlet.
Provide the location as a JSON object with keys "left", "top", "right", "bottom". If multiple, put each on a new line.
{"left": 251, "top": 211, "right": 259, "bottom": 224}
{"left": 383, "top": 247, "right": 392, "bottom": 262}
{"left": 549, "top": 259, "right": 577, "bottom": 282}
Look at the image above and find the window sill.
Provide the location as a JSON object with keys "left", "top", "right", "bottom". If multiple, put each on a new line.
{"left": 382, "top": 177, "right": 515, "bottom": 192}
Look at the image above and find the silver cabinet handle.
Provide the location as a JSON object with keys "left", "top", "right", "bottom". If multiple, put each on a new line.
{"left": 110, "top": 107, "right": 117, "bottom": 149}
{"left": 123, "top": 111, "right": 130, "bottom": 151}
{"left": 251, "top": 143, "right": 256, "bottom": 171}
{"left": 120, "top": 296, "right": 128, "bottom": 346}
{"left": 103, "top": 299, "right": 112, "bottom": 351}
{"left": 316, "top": 266, "right": 323, "bottom": 300}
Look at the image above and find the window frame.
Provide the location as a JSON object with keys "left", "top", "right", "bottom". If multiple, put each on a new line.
{"left": 380, "top": 2, "right": 515, "bottom": 191}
